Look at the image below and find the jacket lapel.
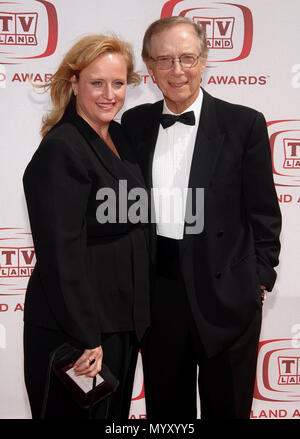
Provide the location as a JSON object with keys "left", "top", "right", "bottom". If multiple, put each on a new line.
{"left": 138, "top": 100, "right": 163, "bottom": 189}
{"left": 64, "top": 101, "right": 146, "bottom": 190}
{"left": 188, "top": 89, "right": 225, "bottom": 191}
{"left": 109, "top": 121, "right": 146, "bottom": 189}
{"left": 133, "top": 101, "right": 162, "bottom": 264}
{"left": 182, "top": 89, "right": 225, "bottom": 246}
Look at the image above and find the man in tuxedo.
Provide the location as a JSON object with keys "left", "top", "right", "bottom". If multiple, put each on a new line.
{"left": 122, "top": 16, "right": 281, "bottom": 419}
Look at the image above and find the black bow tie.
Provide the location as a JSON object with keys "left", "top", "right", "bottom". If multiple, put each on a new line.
{"left": 159, "top": 111, "right": 195, "bottom": 129}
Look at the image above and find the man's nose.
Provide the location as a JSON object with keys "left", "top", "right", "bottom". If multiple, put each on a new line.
{"left": 171, "top": 59, "right": 185, "bottom": 75}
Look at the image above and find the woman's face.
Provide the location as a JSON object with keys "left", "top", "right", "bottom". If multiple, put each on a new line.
{"left": 71, "top": 52, "right": 128, "bottom": 135}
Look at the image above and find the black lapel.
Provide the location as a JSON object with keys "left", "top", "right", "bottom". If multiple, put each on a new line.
{"left": 182, "top": 89, "right": 225, "bottom": 245}
{"left": 138, "top": 100, "right": 163, "bottom": 189}
{"left": 133, "top": 101, "right": 162, "bottom": 264}
{"left": 64, "top": 101, "right": 146, "bottom": 190}
{"left": 109, "top": 121, "right": 146, "bottom": 189}
{"left": 188, "top": 89, "right": 225, "bottom": 190}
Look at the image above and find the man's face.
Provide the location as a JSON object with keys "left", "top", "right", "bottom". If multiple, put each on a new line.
{"left": 146, "top": 24, "right": 206, "bottom": 114}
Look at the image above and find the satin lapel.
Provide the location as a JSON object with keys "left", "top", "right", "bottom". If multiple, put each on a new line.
{"left": 181, "top": 90, "right": 225, "bottom": 250}
{"left": 138, "top": 101, "right": 163, "bottom": 189}
{"left": 137, "top": 101, "right": 162, "bottom": 265}
{"left": 187, "top": 92, "right": 225, "bottom": 190}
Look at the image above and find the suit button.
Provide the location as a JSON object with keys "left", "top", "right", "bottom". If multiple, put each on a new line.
{"left": 217, "top": 230, "right": 224, "bottom": 237}
{"left": 216, "top": 272, "right": 222, "bottom": 279}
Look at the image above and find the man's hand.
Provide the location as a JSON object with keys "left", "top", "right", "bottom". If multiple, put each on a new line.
{"left": 260, "top": 285, "right": 266, "bottom": 302}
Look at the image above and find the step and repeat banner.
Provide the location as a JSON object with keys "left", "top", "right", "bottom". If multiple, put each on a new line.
{"left": 0, "top": 0, "right": 299, "bottom": 419}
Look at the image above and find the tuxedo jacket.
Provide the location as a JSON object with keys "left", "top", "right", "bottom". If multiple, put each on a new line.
{"left": 122, "top": 88, "right": 281, "bottom": 357}
{"left": 23, "top": 101, "right": 150, "bottom": 349}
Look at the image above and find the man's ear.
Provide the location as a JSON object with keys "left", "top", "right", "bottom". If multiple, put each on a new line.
{"left": 144, "top": 59, "right": 154, "bottom": 77}
{"left": 200, "top": 59, "right": 207, "bottom": 77}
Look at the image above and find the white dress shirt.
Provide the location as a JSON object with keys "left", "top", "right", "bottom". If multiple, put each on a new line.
{"left": 152, "top": 88, "right": 203, "bottom": 239}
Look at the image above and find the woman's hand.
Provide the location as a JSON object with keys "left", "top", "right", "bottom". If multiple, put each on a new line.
{"left": 73, "top": 345, "right": 103, "bottom": 378}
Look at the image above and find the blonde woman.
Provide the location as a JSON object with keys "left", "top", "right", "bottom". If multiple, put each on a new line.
{"left": 23, "top": 35, "right": 150, "bottom": 419}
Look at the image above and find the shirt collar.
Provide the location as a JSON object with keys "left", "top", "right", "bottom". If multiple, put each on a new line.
{"left": 162, "top": 87, "right": 203, "bottom": 124}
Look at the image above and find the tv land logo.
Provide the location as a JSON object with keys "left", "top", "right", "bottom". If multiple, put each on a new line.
{"left": 278, "top": 357, "right": 300, "bottom": 385}
{"left": 283, "top": 139, "right": 300, "bottom": 170}
{"left": 254, "top": 339, "right": 300, "bottom": 402}
{"left": 0, "top": 228, "right": 35, "bottom": 296}
{"left": 0, "top": 11, "right": 38, "bottom": 46}
{"left": 291, "top": 64, "right": 300, "bottom": 89}
{"left": 268, "top": 120, "right": 300, "bottom": 187}
{"left": 161, "top": 0, "right": 253, "bottom": 63}
{"left": 191, "top": 15, "right": 235, "bottom": 50}
{"left": 0, "top": 0, "right": 58, "bottom": 63}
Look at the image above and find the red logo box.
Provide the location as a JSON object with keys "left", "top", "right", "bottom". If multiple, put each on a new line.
{"left": 268, "top": 120, "right": 300, "bottom": 187}
{"left": 254, "top": 339, "right": 300, "bottom": 402}
{"left": 161, "top": 0, "right": 253, "bottom": 63}
{"left": 0, "top": 228, "right": 35, "bottom": 296}
{"left": 0, "top": 0, "right": 57, "bottom": 63}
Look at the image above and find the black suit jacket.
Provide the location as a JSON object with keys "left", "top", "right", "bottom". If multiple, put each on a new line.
{"left": 23, "top": 101, "right": 150, "bottom": 349}
{"left": 122, "top": 89, "right": 281, "bottom": 357}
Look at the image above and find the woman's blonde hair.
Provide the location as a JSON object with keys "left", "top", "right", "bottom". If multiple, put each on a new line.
{"left": 39, "top": 34, "right": 140, "bottom": 137}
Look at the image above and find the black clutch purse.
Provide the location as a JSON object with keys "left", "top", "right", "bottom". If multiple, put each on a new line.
{"left": 41, "top": 343, "right": 119, "bottom": 417}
